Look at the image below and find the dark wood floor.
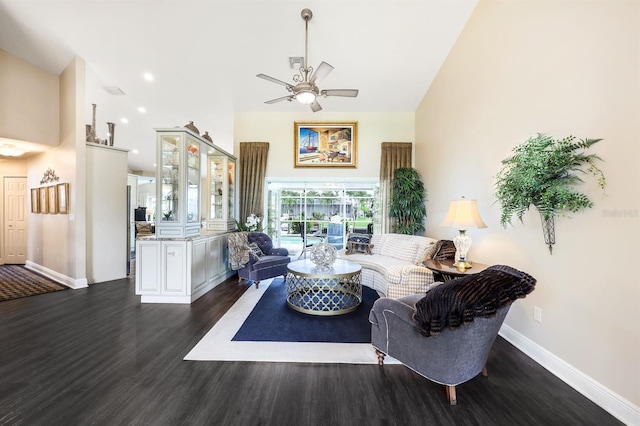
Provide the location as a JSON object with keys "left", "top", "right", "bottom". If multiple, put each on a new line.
{"left": 0, "top": 274, "right": 622, "bottom": 426}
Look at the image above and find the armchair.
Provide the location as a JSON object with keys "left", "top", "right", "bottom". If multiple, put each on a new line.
{"left": 369, "top": 265, "right": 536, "bottom": 405}
{"left": 228, "top": 232, "right": 290, "bottom": 288}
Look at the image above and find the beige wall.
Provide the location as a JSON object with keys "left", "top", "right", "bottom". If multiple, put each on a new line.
{"left": 0, "top": 49, "right": 59, "bottom": 146}
{"left": 416, "top": 0, "right": 639, "bottom": 408}
{"left": 26, "top": 56, "right": 87, "bottom": 286}
{"left": 234, "top": 112, "right": 415, "bottom": 180}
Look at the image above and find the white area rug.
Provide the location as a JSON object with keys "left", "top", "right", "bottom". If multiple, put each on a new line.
{"left": 184, "top": 278, "right": 399, "bottom": 364}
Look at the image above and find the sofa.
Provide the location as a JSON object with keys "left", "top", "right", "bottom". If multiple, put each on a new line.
{"left": 337, "top": 233, "right": 439, "bottom": 298}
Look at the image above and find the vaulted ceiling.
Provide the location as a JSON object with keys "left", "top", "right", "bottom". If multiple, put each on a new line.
{"left": 0, "top": 0, "right": 478, "bottom": 172}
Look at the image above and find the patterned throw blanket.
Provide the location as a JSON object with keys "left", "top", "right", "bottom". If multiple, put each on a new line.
{"left": 413, "top": 265, "right": 536, "bottom": 337}
{"left": 228, "top": 232, "right": 250, "bottom": 270}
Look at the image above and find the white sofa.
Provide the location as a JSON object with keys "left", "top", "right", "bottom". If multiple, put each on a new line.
{"left": 337, "top": 233, "right": 439, "bottom": 298}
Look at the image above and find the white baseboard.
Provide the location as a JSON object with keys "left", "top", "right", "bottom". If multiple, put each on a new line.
{"left": 25, "top": 261, "right": 88, "bottom": 289}
{"left": 500, "top": 324, "right": 639, "bottom": 425}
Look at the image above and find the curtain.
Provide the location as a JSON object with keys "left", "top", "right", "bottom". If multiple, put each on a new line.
{"left": 239, "top": 142, "right": 269, "bottom": 223}
{"left": 379, "top": 142, "right": 412, "bottom": 233}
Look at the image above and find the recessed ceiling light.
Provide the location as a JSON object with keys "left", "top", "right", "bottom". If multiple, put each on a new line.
{"left": 137, "top": 107, "right": 146, "bottom": 113}
{"left": 132, "top": 149, "right": 139, "bottom": 154}
{"left": 153, "top": 163, "right": 157, "bottom": 167}
{"left": 143, "top": 72, "right": 154, "bottom": 82}
{"left": 121, "top": 118, "right": 129, "bottom": 124}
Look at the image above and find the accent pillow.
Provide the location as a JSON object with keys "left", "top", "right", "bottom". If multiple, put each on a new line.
{"left": 248, "top": 242, "right": 264, "bottom": 260}
{"left": 135, "top": 222, "right": 153, "bottom": 237}
{"left": 418, "top": 242, "right": 437, "bottom": 264}
{"left": 345, "top": 240, "right": 374, "bottom": 255}
{"left": 347, "top": 233, "right": 372, "bottom": 244}
{"left": 433, "top": 240, "right": 456, "bottom": 260}
{"left": 421, "top": 240, "right": 456, "bottom": 264}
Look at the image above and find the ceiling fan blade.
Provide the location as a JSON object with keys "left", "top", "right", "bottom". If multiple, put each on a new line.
{"left": 321, "top": 89, "right": 359, "bottom": 98}
{"left": 310, "top": 100, "right": 323, "bottom": 112}
{"left": 265, "top": 95, "right": 294, "bottom": 104}
{"left": 309, "top": 61, "right": 334, "bottom": 84}
{"left": 257, "top": 74, "right": 293, "bottom": 89}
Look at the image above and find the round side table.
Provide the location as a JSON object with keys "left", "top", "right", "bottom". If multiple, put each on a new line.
{"left": 423, "top": 259, "right": 490, "bottom": 282}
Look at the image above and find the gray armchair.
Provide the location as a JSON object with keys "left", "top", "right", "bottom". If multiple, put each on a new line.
{"left": 369, "top": 265, "right": 536, "bottom": 405}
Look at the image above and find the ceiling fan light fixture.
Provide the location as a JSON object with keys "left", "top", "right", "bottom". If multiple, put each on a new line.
{"left": 296, "top": 90, "right": 317, "bottom": 105}
{"left": 257, "top": 8, "right": 358, "bottom": 111}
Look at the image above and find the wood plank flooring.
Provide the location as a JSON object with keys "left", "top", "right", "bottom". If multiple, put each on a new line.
{"left": 0, "top": 275, "right": 623, "bottom": 426}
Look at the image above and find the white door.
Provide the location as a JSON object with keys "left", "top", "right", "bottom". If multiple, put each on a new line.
{"left": 4, "top": 177, "right": 28, "bottom": 264}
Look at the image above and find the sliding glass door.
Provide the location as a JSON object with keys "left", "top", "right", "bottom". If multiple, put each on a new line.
{"left": 265, "top": 180, "right": 378, "bottom": 258}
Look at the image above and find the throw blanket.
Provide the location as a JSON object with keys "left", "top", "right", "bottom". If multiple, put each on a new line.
{"left": 413, "top": 265, "right": 536, "bottom": 337}
{"left": 228, "top": 232, "right": 250, "bottom": 270}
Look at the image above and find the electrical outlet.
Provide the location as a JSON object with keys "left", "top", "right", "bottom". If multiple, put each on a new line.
{"left": 534, "top": 306, "right": 542, "bottom": 323}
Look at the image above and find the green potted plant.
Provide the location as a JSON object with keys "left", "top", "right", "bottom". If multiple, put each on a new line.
{"left": 389, "top": 167, "right": 427, "bottom": 235}
{"left": 494, "top": 133, "right": 606, "bottom": 253}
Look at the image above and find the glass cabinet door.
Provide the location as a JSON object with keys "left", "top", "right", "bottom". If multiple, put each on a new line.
{"left": 206, "top": 155, "right": 236, "bottom": 232}
{"left": 227, "top": 158, "right": 236, "bottom": 222}
{"left": 209, "top": 157, "right": 224, "bottom": 220}
{"left": 160, "top": 135, "right": 180, "bottom": 223}
{"left": 186, "top": 139, "right": 200, "bottom": 223}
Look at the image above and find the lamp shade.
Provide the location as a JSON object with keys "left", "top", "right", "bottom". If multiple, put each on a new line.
{"left": 439, "top": 197, "right": 487, "bottom": 230}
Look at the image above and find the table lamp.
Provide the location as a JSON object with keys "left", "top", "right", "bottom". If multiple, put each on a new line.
{"left": 439, "top": 196, "right": 487, "bottom": 269}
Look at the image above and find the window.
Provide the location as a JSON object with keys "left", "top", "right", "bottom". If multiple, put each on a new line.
{"left": 265, "top": 180, "right": 379, "bottom": 258}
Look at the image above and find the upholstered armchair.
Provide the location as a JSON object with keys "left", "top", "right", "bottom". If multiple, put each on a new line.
{"left": 228, "top": 232, "right": 290, "bottom": 288}
{"left": 369, "top": 265, "right": 536, "bottom": 405}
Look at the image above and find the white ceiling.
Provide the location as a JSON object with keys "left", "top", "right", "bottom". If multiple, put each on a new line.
{"left": 0, "top": 0, "right": 478, "bottom": 173}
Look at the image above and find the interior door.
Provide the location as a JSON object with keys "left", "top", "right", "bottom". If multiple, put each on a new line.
{"left": 4, "top": 177, "right": 28, "bottom": 264}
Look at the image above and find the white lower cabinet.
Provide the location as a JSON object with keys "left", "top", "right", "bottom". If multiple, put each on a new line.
{"left": 135, "top": 233, "right": 233, "bottom": 303}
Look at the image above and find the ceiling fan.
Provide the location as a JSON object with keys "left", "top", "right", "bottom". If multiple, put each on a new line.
{"left": 257, "top": 8, "right": 359, "bottom": 112}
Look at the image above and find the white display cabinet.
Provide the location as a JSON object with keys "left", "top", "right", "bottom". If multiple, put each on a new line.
{"left": 156, "top": 129, "right": 202, "bottom": 238}
{"left": 206, "top": 155, "right": 236, "bottom": 232}
{"left": 135, "top": 233, "right": 233, "bottom": 304}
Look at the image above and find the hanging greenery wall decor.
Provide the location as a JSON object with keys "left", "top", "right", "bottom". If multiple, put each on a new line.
{"left": 389, "top": 167, "right": 427, "bottom": 235}
{"left": 494, "top": 133, "right": 606, "bottom": 253}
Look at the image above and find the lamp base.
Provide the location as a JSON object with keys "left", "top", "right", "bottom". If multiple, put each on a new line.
{"left": 452, "top": 260, "right": 472, "bottom": 270}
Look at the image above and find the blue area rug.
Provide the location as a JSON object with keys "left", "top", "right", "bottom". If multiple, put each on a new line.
{"left": 232, "top": 278, "right": 379, "bottom": 343}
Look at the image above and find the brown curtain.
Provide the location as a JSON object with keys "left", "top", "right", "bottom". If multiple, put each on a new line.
{"left": 239, "top": 142, "right": 269, "bottom": 223}
{"left": 379, "top": 142, "right": 412, "bottom": 233}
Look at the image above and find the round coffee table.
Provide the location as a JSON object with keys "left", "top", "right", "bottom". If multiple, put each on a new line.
{"left": 286, "top": 259, "right": 362, "bottom": 316}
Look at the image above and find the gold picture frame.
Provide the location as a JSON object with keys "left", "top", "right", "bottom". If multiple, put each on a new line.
{"left": 294, "top": 121, "right": 357, "bottom": 168}
{"left": 57, "top": 183, "right": 69, "bottom": 214}
{"left": 39, "top": 187, "right": 48, "bottom": 214}
{"left": 47, "top": 185, "right": 58, "bottom": 214}
{"left": 31, "top": 188, "right": 40, "bottom": 213}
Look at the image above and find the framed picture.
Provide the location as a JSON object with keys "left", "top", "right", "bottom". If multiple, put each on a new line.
{"left": 57, "top": 183, "right": 69, "bottom": 214}
{"left": 31, "top": 188, "right": 40, "bottom": 213}
{"left": 47, "top": 185, "right": 58, "bottom": 214}
{"left": 39, "top": 187, "right": 48, "bottom": 214}
{"left": 294, "top": 121, "right": 357, "bottom": 168}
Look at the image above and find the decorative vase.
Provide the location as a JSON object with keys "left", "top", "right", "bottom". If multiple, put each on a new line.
{"left": 310, "top": 241, "right": 337, "bottom": 268}
{"left": 202, "top": 131, "right": 212, "bottom": 142}
{"left": 184, "top": 121, "right": 199, "bottom": 135}
{"left": 540, "top": 213, "right": 556, "bottom": 255}
{"left": 107, "top": 122, "right": 115, "bottom": 146}
{"left": 86, "top": 104, "right": 99, "bottom": 143}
